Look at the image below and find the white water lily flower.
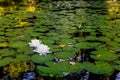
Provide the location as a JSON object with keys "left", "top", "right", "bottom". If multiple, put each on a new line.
{"left": 33, "top": 44, "right": 51, "bottom": 55}
{"left": 29, "top": 39, "right": 41, "bottom": 47}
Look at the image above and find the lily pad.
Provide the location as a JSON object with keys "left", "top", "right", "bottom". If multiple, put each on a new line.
{"left": 41, "top": 39, "right": 54, "bottom": 45}
{"left": 62, "top": 46, "right": 77, "bottom": 53}
{"left": 106, "top": 41, "right": 120, "bottom": 47}
{"left": 36, "top": 61, "right": 83, "bottom": 77}
{"left": 75, "top": 42, "right": 90, "bottom": 50}
{"left": 114, "top": 60, "right": 120, "bottom": 64}
{"left": 114, "top": 38, "right": 120, "bottom": 42}
{"left": 112, "top": 60, "right": 120, "bottom": 71}
{"left": 58, "top": 34, "right": 72, "bottom": 39}
{"left": 90, "top": 50, "right": 118, "bottom": 61}
{"left": 49, "top": 45, "right": 62, "bottom": 52}
{"left": 85, "top": 36, "right": 97, "bottom": 41}
{"left": 55, "top": 52, "right": 75, "bottom": 59}
{"left": 58, "top": 39, "right": 76, "bottom": 45}
{"left": 1, "top": 50, "right": 15, "bottom": 57}
{"left": 0, "top": 42, "right": 8, "bottom": 48}
{"left": 31, "top": 54, "right": 54, "bottom": 64}
{"left": 14, "top": 54, "right": 30, "bottom": 63}
{"left": 113, "top": 65, "right": 120, "bottom": 71}
{"left": 9, "top": 41, "right": 28, "bottom": 48}
{"left": 83, "top": 61, "right": 113, "bottom": 74}
{"left": 97, "top": 36, "right": 110, "bottom": 42}
{"left": 0, "top": 36, "right": 5, "bottom": 41}
{"left": 0, "top": 57, "right": 13, "bottom": 67}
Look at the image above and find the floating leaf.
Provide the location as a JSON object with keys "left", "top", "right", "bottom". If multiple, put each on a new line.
{"left": 88, "top": 42, "right": 101, "bottom": 48}
{"left": 58, "top": 39, "right": 76, "bottom": 45}
{"left": 26, "top": 5, "right": 36, "bottom": 12}
{"left": 62, "top": 46, "right": 77, "bottom": 53}
{"left": 36, "top": 61, "right": 82, "bottom": 77}
{"left": 42, "top": 39, "right": 54, "bottom": 45}
{"left": 114, "top": 60, "right": 120, "bottom": 65}
{"left": 50, "top": 45, "right": 62, "bottom": 52}
{"left": 97, "top": 36, "right": 110, "bottom": 42}
{"left": 113, "top": 65, "right": 120, "bottom": 71}
{"left": 14, "top": 54, "right": 30, "bottom": 63}
{"left": 9, "top": 41, "right": 28, "bottom": 48}
{"left": 1, "top": 49, "right": 15, "bottom": 57}
{"left": 0, "top": 42, "right": 8, "bottom": 48}
{"left": 58, "top": 34, "right": 72, "bottom": 39}
{"left": 85, "top": 36, "right": 97, "bottom": 41}
{"left": 5, "top": 32, "right": 17, "bottom": 37}
{"left": 106, "top": 41, "right": 120, "bottom": 47}
{"left": 35, "top": 27, "right": 48, "bottom": 33}
{"left": 46, "top": 32, "right": 59, "bottom": 37}
{"left": 31, "top": 54, "right": 54, "bottom": 64}
{"left": 0, "top": 36, "right": 5, "bottom": 41}
{"left": 0, "top": 31, "right": 5, "bottom": 35}
{"left": 112, "top": 60, "right": 120, "bottom": 71}
{"left": 15, "top": 21, "right": 28, "bottom": 28}
{"left": 83, "top": 61, "right": 113, "bottom": 74}
{"left": 0, "top": 57, "right": 13, "bottom": 67}
{"left": 90, "top": 50, "right": 118, "bottom": 61}
{"left": 114, "top": 38, "right": 120, "bottom": 42}
{"left": 75, "top": 42, "right": 90, "bottom": 50}
{"left": 55, "top": 52, "right": 75, "bottom": 59}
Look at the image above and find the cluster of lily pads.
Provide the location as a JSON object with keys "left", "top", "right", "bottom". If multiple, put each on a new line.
{"left": 0, "top": 0, "right": 120, "bottom": 79}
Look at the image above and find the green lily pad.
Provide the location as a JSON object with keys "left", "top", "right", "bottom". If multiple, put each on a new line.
{"left": 55, "top": 52, "right": 75, "bottom": 59}
{"left": 97, "top": 36, "right": 110, "bottom": 42}
{"left": 30, "top": 33, "right": 41, "bottom": 37}
{"left": 5, "top": 32, "right": 17, "bottom": 37}
{"left": 49, "top": 45, "right": 61, "bottom": 52}
{"left": 114, "top": 38, "right": 120, "bottom": 42}
{"left": 88, "top": 42, "right": 101, "bottom": 48}
{"left": 0, "top": 57, "right": 13, "bottom": 67}
{"left": 0, "top": 36, "right": 5, "bottom": 41}
{"left": 1, "top": 50, "right": 15, "bottom": 57}
{"left": 79, "top": 28, "right": 95, "bottom": 32}
{"left": 113, "top": 60, "right": 120, "bottom": 71}
{"left": 113, "top": 65, "right": 120, "bottom": 71}
{"left": 46, "top": 32, "right": 59, "bottom": 37}
{"left": 85, "top": 36, "right": 97, "bottom": 41}
{"left": 90, "top": 50, "right": 118, "bottom": 61}
{"left": 58, "top": 39, "right": 76, "bottom": 45}
{"left": 36, "top": 61, "right": 83, "bottom": 77}
{"left": 35, "top": 27, "right": 48, "bottom": 32}
{"left": 31, "top": 54, "right": 54, "bottom": 64}
{"left": 0, "top": 31, "right": 5, "bottom": 35}
{"left": 14, "top": 54, "right": 30, "bottom": 63}
{"left": 9, "top": 41, "right": 28, "bottom": 48}
{"left": 62, "top": 46, "right": 77, "bottom": 52}
{"left": 75, "top": 42, "right": 90, "bottom": 50}
{"left": 58, "top": 34, "right": 72, "bottom": 39}
{"left": 83, "top": 61, "right": 113, "bottom": 74}
{"left": 114, "top": 60, "right": 120, "bottom": 64}
{"left": 106, "top": 41, "right": 120, "bottom": 47}
{"left": 41, "top": 39, "right": 54, "bottom": 45}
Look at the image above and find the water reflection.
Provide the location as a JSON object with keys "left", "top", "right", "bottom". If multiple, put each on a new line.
{"left": 106, "top": 0, "right": 119, "bottom": 15}
{"left": 0, "top": 0, "right": 38, "bottom": 17}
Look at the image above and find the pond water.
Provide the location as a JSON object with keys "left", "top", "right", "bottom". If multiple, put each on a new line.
{"left": 0, "top": 0, "right": 120, "bottom": 80}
